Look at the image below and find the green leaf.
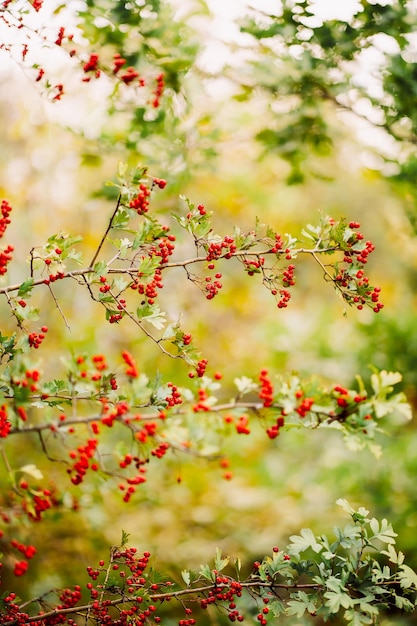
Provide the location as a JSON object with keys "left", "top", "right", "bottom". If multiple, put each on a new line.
{"left": 287, "top": 591, "right": 317, "bottom": 617}
{"left": 20, "top": 464, "right": 44, "bottom": 480}
{"left": 214, "top": 547, "right": 229, "bottom": 572}
{"left": 121, "top": 529, "right": 130, "bottom": 547}
{"left": 17, "top": 278, "right": 34, "bottom": 297}
{"left": 394, "top": 595, "right": 415, "bottom": 611}
{"left": 181, "top": 570, "right": 191, "bottom": 585}
{"left": 136, "top": 304, "right": 166, "bottom": 330}
{"left": 380, "top": 543, "right": 404, "bottom": 565}
{"left": 324, "top": 589, "right": 353, "bottom": 613}
{"left": 288, "top": 528, "right": 323, "bottom": 555}
{"left": 93, "top": 261, "right": 108, "bottom": 276}
{"left": 199, "top": 563, "right": 214, "bottom": 581}
{"left": 368, "top": 518, "right": 397, "bottom": 545}
{"left": 398, "top": 564, "right": 417, "bottom": 589}
{"left": 344, "top": 608, "right": 374, "bottom": 626}
{"left": 118, "top": 161, "right": 128, "bottom": 177}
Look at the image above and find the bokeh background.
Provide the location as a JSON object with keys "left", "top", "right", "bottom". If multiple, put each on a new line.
{"left": 0, "top": 0, "right": 416, "bottom": 623}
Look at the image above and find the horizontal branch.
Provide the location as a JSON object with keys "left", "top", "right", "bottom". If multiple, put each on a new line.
{"left": 0, "top": 246, "right": 336, "bottom": 295}
{"left": 14, "top": 581, "right": 321, "bottom": 624}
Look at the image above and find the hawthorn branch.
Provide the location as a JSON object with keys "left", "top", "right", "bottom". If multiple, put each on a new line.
{"left": 7, "top": 399, "right": 346, "bottom": 437}
{"left": 0, "top": 246, "right": 338, "bottom": 296}
{"left": 13, "top": 581, "right": 320, "bottom": 624}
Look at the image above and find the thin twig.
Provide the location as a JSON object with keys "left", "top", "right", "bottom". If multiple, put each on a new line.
{"left": 89, "top": 194, "right": 122, "bottom": 268}
{"left": 47, "top": 284, "right": 71, "bottom": 330}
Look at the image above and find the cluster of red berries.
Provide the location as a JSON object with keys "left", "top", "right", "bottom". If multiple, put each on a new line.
{"left": 113, "top": 52, "right": 127, "bottom": 74}
{"left": 10, "top": 539, "right": 36, "bottom": 566}
{"left": 76, "top": 354, "right": 107, "bottom": 381}
{"left": 132, "top": 266, "right": 164, "bottom": 305}
{"left": 67, "top": 438, "right": 99, "bottom": 485}
{"left": 276, "top": 288, "right": 291, "bottom": 308}
{"left": 236, "top": 415, "right": 250, "bottom": 435}
{"left": 194, "top": 358, "right": 208, "bottom": 378}
{"left": 186, "top": 204, "right": 207, "bottom": 220}
{"left": 120, "top": 474, "right": 147, "bottom": 502}
{"left": 266, "top": 415, "right": 285, "bottom": 440}
{"left": 84, "top": 549, "right": 170, "bottom": 622}
{"left": 332, "top": 385, "right": 368, "bottom": 411}
{"left": 52, "top": 83, "right": 64, "bottom": 101}
{"left": 130, "top": 183, "right": 151, "bottom": 215}
{"left": 244, "top": 256, "right": 265, "bottom": 276}
{"left": 0, "top": 199, "right": 12, "bottom": 238}
{"left": 152, "top": 73, "right": 165, "bottom": 108}
{"left": 153, "top": 177, "right": 167, "bottom": 189}
{"left": 57, "top": 585, "right": 83, "bottom": 610}
{"left": 43, "top": 270, "right": 65, "bottom": 284}
{"left": 23, "top": 488, "right": 56, "bottom": 522}
{"left": 201, "top": 576, "right": 244, "bottom": 621}
{"left": 109, "top": 312, "right": 123, "bottom": 323}
{"left": 282, "top": 264, "right": 295, "bottom": 287}
{"left": 295, "top": 391, "right": 314, "bottom": 417}
{"left": 122, "top": 350, "right": 139, "bottom": 377}
{"left": 165, "top": 382, "right": 182, "bottom": 407}
{"left": 28, "top": 326, "right": 48, "bottom": 349}
{"left": 101, "top": 400, "right": 129, "bottom": 428}
{"left": 92, "top": 353, "right": 107, "bottom": 376}
{"left": 192, "top": 388, "right": 210, "bottom": 412}
{"left": 259, "top": 369, "right": 274, "bottom": 407}
{"left": 99, "top": 275, "right": 110, "bottom": 293}
{"left": 54, "top": 25, "right": 66, "bottom": 46}
{"left": 83, "top": 52, "right": 100, "bottom": 78}
{"left": 269, "top": 233, "right": 284, "bottom": 254}
{"left": 0, "top": 244, "right": 13, "bottom": 276}
{"left": 182, "top": 333, "right": 192, "bottom": 345}
{"left": 13, "top": 561, "right": 28, "bottom": 577}
{"left": 0, "top": 404, "right": 11, "bottom": 438}
{"left": 135, "top": 420, "right": 158, "bottom": 443}
{"left": 204, "top": 272, "right": 223, "bottom": 300}
{"left": 152, "top": 233, "right": 176, "bottom": 265}
{"left": 269, "top": 233, "right": 293, "bottom": 259}
{"left": 206, "top": 236, "right": 237, "bottom": 262}
{"left": 151, "top": 441, "right": 170, "bottom": 459}
{"left": 122, "top": 66, "right": 142, "bottom": 85}
{"left": 331, "top": 221, "right": 384, "bottom": 312}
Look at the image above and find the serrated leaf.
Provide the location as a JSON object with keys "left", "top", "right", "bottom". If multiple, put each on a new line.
{"left": 20, "top": 464, "right": 44, "bottom": 480}
{"left": 93, "top": 261, "right": 107, "bottom": 275}
{"left": 398, "top": 564, "right": 417, "bottom": 589}
{"left": 199, "top": 564, "right": 214, "bottom": 581}
{"left": 17, "top": 278, "right": 34, "bottom": 297}
{"left": 324, "top": 590, "right": 353, "bottom": 612}
{"left": 214, "top": 547, "right": 229, "bottom": 572}
{"left": 121, "top": 529, "right": 130, "bottom": 547}
{"left": 381, "top": 543, "right": 404, "bottom": 565}
{"left": 234, "top": 376, "right": 257, "bottom": 394}
{"left": 269, "top": 599, "right": 286, "bottom": 617}
{"left": 344, "top": 608, "right": 374, "bottom": 626}
{"left": 394, "top": 595, "right": 415, "bottom": 611}
{"left": 287, "top": 591, "right": 317, "bottom": 617}
{"left": 289, "top": 528, "right": 323, "bottom": 555}
{"left": 369, "top": 518, "right": 397, "bottom": 544}
{"left": 118, "top": 161, "right": 128, "bottom": 177}
{"left": 136, "top": 305, "right": 166, "bottom": 330}
{"left": 181, "top": 570, "right": 191, "bottom": 585}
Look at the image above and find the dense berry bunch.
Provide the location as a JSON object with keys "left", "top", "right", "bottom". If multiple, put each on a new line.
{"left": 0, "top": 200, "right": 12, "bottom": 238}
